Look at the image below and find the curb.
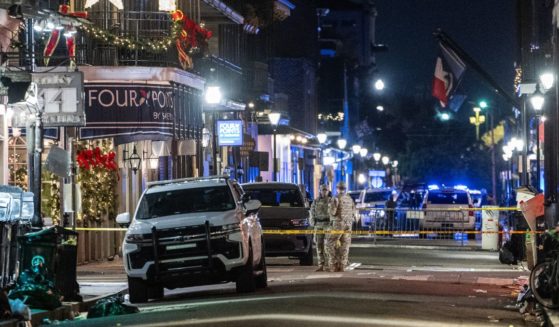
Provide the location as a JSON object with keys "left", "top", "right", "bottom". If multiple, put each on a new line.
{"left": 0, "top": 288, "right": 128, "bottom": 327}
{"left": 350, "top": 243, "right": 481, "bottom": 251}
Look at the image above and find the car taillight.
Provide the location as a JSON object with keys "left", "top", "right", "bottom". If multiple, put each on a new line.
{"left": 468, "top": 204, "right": 474, "bottom": 217}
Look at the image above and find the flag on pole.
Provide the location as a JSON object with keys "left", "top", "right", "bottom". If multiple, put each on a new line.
{"left": 432, "top": 43, "right": 466, "bottom": 107}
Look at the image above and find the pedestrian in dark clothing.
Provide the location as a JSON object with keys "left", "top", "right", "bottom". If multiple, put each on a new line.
{"left": 385, "top": 193, "right": 397, "bottom": 230}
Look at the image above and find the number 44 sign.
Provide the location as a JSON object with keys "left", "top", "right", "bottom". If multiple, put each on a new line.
{"left": 31, "top": 72, "right": 85, "bottom": 127}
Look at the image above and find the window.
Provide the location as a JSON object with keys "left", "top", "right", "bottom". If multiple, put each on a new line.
{"left": 427, "top": 192, "right": 469, "bottom": 204}
{"left": 136, "top": 186, "right": 235, "bottom": 219}
{"left": 364, "top": 191, "right": 391, "bottom": 203}
{"left": 243, "top": 188, "right": 304, "bottom": 207}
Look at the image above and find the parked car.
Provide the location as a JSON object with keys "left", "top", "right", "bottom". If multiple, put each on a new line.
{"left": 116, "top": 176, "right": 266, "bottom": 303}
{"left": 420, "top": 187, "right": 475, "bottom": 236}
{"left": 354, "top": 188, "right": 395, "bottom": 229}
{"left": 241, "top": 182, "right": 313, "bottom": 266}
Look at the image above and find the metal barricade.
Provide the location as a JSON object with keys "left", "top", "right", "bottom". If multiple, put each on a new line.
{"left": 356, "top": 207, "right": 476, "bottom": 246}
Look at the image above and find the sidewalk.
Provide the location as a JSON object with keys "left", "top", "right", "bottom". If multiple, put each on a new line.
{"left": 0, "top": 258, "right": 127, "bottom": 327}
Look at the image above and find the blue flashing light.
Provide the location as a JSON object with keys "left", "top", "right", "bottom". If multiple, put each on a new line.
{"left": 454, "top": 185, "right": 468, "bottom": 191}
{"left": 428, "top": 184, "right": 439, "bottom": 190}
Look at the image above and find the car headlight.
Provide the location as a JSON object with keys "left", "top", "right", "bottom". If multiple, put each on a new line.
{"left": 290, "top": 218, "right": 309, "bottom": 227}
{"left": 125, "top": 234, "right": 148, "bottom": 243}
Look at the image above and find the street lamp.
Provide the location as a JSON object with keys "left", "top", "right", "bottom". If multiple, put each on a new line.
{"left": 373, "top": 152, "right": 381, "bottom": 162}
{"left": 529, "top": 85, "right": 545, "bottom": 190}
{"left": 351, "top": 144, "right": 361, "bottom": 155}
{"left": 381, "top": 156, "right": 389, "bottom": 166}
{"left": 269, "top": 112, "right": 281, "bottom": 181}
{"left": 123, "top": 144, "right": 142, "bottom": 175}
{"left": 359, "top": 148, "right": 368, "bottom": 158}
{"left": 540, "top": 72, "right": 555, "bottom": 91}
{"left": 469, "top": 107, "right": 485, "bottom": 140}
{"left": 205, "top": 85, "right": 222, "bottom": 104}
{"left": 374, "top": 79, "right": 385, "bottom": 91}
{"left": 317, "top": 133, "right": 328, "bottom": 184}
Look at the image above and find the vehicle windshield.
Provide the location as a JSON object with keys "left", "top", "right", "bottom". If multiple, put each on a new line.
{"left": 427, "top": 191, "right": 469, "bottom": 204}
{"left": 136, "top": 185, "right": 236, "bottom": 219}
{"left": 243, "top": 188, "right": 304, "bottom": 207}
{"left": 364, "top": 191, "right": 392, "bottom": 203}
{"left": 349, "top": 192, "right": 361, "bottom": 203}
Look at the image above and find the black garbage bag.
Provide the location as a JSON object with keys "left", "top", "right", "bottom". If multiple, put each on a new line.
{"left": 87, "top": 294, "right": 139, "bottom": 319}
{"left": 499, "top": 241, "right": 516, "bottom": 264}
{"left": 8, "top": 267, "right": 62, "bottom": 310}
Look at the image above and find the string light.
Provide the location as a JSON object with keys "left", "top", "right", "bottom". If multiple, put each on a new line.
{"left": 78, "top": 19, "right": 182, "bottom": 53}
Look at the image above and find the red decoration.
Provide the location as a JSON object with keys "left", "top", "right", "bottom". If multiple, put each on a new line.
{"left": 171, "top": 9, "right": 213, "bottom": 70}
{"left": 43, "top": 4, "right": 88, "bottom": 66}
{"left": 77, "top": 147, "right": 118, "bottom": 172}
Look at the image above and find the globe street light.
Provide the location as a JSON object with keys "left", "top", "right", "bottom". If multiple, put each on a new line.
{"left": 373, "top": 152, "right": 381, "bottom": 162}
{"left": 337, "top": 138, "right": 347, "bottom": 150}
{"left": 374, "top": 79, "right": 385, "bottom": 91}
{"left": 540, "top": 72, "right": 555, "bottom": 91}
{"left": 317, "top": 133, "right": 327, "bottom": 145}
{"left": 530, "top": 85, "right": 545, "bottom": 111}
{"left": 269, "top": 112, "right": 281, "bottom": 181}
{"left": 352, "top": 144, "right": 361, "bottom": 155}
{"left": 381, "top": 156, "right": 389, "bottom": 166}
{"left": 359, "top": 148, "right": 368, "bottom": 158}
{"left": 205, "top": 85, "right": 222, "bottom": 104}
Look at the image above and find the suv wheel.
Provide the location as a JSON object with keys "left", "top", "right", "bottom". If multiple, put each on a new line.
{"left": 128, "top": 277, "right": 149, "bottom": 303}
{"left": 236, "top": 245, "right": 256, "bottom": 293}
{"left": 299, "top": 241, "right": 314, "bottom": 266}
{"left": 255, "top": 244, "right": 267, "bottom": 288}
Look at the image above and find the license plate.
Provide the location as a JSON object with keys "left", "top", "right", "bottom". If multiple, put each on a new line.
{"left": 167, "top": 243, "right": 196, "bottom": 250}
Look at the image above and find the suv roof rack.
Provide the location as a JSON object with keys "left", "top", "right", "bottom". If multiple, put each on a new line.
{"left": 146, "top": 175, "right": 230, "bottom": 188}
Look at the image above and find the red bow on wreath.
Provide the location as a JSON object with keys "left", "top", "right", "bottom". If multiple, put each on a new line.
{"left": 43, "top": 4, "right": 88, "bottom": 66}
{"left": 170, "top": 9, "right": 213, "bottom": 70}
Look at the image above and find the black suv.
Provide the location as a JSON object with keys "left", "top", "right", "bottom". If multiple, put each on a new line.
{"left": 242, "top": 182, "right": 313, "bottom": 265}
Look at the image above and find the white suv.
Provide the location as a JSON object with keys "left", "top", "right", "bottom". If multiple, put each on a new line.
{"left": 116, "top": 176, "right": 266, "bottom": 303}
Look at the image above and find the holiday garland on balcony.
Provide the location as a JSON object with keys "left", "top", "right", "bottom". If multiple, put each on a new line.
{"left": 78, "top": 9, "right": 212, "bottom": 69}
{"left": 75, "top": 139, "right": 119, "bottom": 222}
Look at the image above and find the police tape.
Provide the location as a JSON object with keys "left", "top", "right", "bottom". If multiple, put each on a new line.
{"left": 361, "top": 207, "right": 521, "bottom": 212}
{"left": 68, "top": 227, "right": 540, "bottom": 235}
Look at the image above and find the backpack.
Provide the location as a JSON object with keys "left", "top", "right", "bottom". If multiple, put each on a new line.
{"left": 499, "top": 241, "right": 517, "bottom": 265}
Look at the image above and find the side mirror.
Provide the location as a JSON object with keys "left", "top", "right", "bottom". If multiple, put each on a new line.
{"left": 116, "top": 212, "right": 131, "bottom": 227}
{"left": 244, "top": 199, "right": 261, "bottom": 216}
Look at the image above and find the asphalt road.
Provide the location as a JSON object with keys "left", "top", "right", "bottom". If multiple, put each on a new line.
{"left": 70, "top": 239, "right": 536, "bottom": 327}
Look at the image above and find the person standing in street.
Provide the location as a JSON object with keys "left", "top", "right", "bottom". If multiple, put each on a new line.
{"left": 327, "top": 181, "right": 356, "bottom": 272}
{"left": 310, "top": 184, "right": 331, "bottom": 272}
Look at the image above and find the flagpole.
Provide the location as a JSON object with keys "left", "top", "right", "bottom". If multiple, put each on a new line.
{"left": 433, "top": 29, "right": 521, "bottom": 109}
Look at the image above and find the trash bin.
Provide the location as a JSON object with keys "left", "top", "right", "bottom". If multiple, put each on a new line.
{"left": 18, "top": 226, "right": 81, "bottom": 301}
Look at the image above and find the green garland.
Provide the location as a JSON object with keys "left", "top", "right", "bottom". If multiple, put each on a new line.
{"left": 41, "top": 171, "right": 61, "bottom": 225}
{"left": 78, "top": 19, "right": 182, "bottom": 53}
{"left": 76, "top": 139, "right": 119, "bottom": 222}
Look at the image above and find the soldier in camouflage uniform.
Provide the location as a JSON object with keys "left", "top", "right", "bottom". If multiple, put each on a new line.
{"left": 310, "top": 184, "right": 331, "bottom": 271}
{"left": 327, "top": 181, "right": 356, "bottom": 272}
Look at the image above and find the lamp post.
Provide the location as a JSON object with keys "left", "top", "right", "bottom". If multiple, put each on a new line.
{"left": 479, "top": 100, "right": 497, "bottom": 205}
{"left": 317, "top": 133, "right": 327, "bottom": 184}
{"left": 269, "top": 112, "right": 281, "bottom": 181}
{"left": 469, "top": 107, "right": 485, "bottom": 140}
{"left": 530, "top": 85, "right": 544, "bottom": 190}
{"left": 205, "top": 82, "right": 222, "bottom": 175}
{"left": 337, "top": 138, "right": 347, "bottom": 179}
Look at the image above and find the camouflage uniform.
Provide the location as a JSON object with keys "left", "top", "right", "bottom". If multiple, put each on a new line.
{"left": 327, "top": 183, "right": 356, "bottom": 272}
{"left": 310, "top": 189, "right": 331, "bottom": 269}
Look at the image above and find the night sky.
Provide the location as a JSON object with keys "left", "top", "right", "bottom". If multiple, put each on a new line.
{"left": 374, "top": 0, "right": 517, "bottom": 117}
